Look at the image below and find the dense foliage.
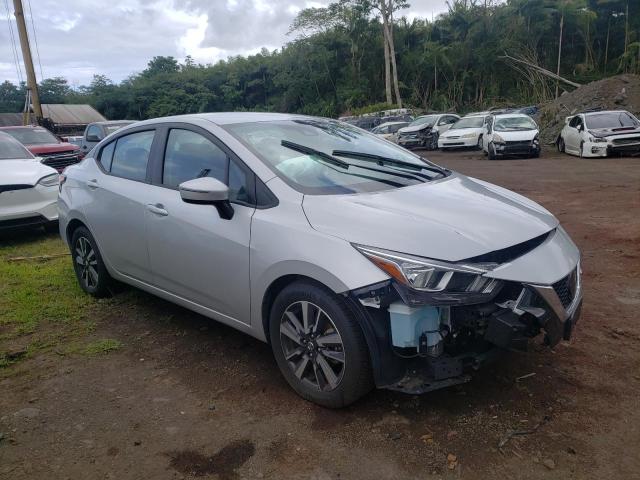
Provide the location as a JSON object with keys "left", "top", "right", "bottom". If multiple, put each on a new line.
{"left": 1, "top": 0, "right": 638, "bottom": 118}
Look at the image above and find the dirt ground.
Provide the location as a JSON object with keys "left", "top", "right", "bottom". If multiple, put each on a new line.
{"left": 1, "top": 147, "right": 639, "bottom": 480}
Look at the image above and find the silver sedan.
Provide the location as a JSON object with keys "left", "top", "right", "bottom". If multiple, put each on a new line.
{"left": 58, "top": 113, "right": 582, "bottom": 407}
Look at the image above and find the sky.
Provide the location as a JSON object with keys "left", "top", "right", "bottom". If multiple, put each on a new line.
{"left": 1, "top": 0, "right": 450, "bottom": 87}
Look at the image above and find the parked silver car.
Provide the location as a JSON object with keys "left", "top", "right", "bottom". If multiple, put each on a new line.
{"left": 59, "top": 113, "right": 582, "bottom": 407}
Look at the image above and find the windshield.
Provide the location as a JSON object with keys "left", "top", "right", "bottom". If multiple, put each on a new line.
{"left": 452, "top": 116, "right": 485, "bottom": 129}
{"left": 409, "top": 115, "right": 438, "bottom": 127}
{"left": 494, "top": 116, "right": 537, "bottom": 131}
{"left": 224, "top": 119, "right": 446, "bottom": 195}
{"left": 0, "top": 133, "right": 35, "bottom": 160}
{"left": 585, "top": 112, "right": 639, "bottom": 129}
{"left": 4, "top": 127, "right": 59, "bottom": 145}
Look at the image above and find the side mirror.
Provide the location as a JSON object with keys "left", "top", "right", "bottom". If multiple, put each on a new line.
{"left": 577, "top": 124, "right": 584, "bottom": 131}
{"left": 86, "top": 134, "right": 101, "bottom": 142}
{"left": 179, "top": 177, "right": 234, "bottom": 220}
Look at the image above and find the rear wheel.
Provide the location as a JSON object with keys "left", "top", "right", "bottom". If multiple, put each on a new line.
{"left": 70, "top": 227, "right": 112, "bottom": 297}
{"left": 269, "top": 281, "right": 373, "bottom": 408}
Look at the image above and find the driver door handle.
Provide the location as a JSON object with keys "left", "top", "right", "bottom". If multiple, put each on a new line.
{"left": 146, "top": 203, "right": 168, "bottom": 216}
{"left": 86, "top": 179, "right": 99, "bottom": 189}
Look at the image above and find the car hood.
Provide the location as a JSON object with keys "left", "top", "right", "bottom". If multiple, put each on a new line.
{"left": 588, "top": 126, "right": 640, "bottom": 138}
{"left": 0, "top": 159, "right": 58, "bottom": 186}
{"left": 398, "top": 124, "right": 431, "bottom": 134}
{"left": 494, "top": 129, "right": 538, "bottom": 141}
{"left": 441, "top": 127, "right": 483, "bottom": 138}
{"left": 27, "top": 143, "right": 79, "bottom": 154}
{"left": 302, "top": 174, "right": 558, "bottom": 262}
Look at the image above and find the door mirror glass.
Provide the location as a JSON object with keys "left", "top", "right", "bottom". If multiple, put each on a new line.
{"left": 86, "top": 134, "right": 101, "bottom": 142}
{"left": 179, "top": 177, "right": 234, "bottom": 219}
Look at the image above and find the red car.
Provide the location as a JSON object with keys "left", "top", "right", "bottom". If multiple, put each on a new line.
{"left": 0, "top": 126, "right": 82, "bottom": 172}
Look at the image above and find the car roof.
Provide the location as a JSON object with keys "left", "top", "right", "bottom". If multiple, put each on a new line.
{"left": 582, "top": 109, "right": 630, "bottom": 116}
{"left": 493, "top": 113, "right": 531, "bottom": 118}
{"left": 92, "top": 120, "right": 136, "bottom": 125}
{"left": 0, "top": 125, "right": 42, "bottom": 130}
{"left": 377, "top": 121, "right": 407, "bottom": 127}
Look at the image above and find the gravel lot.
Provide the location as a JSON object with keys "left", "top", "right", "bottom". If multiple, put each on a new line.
{"left": 1, "top": 148, "right": 639, "bottom": 480}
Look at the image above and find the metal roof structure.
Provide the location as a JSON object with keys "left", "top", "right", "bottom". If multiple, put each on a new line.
{"left": 40, "top": 104, "right": 106, "bottom": 125}
{"left": 0, "top": 113, "right": 24, "bottom": 127}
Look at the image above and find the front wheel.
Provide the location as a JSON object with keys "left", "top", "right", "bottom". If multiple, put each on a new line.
{"left": 426, "top": 132, "right": 439, "bottom": 151}
{"left": 557, "top": 137, "right": 565, "bottom": 153}
{"left": 269, "top": 281, "right": 373, "bottom": 408}
{"left": 488, "top": 142, "right": 498, "bottom": 160}
{"left": 477, "top": 135, "right": 483, "bottom": 150}
{"left": 70, "top": 226, "right": 112, "bottom": 297}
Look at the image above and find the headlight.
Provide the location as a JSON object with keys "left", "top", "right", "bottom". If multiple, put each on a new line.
{"left": 533, "top": 135, "right": 540, "bottom": 145}
{"left": 461, "top": 133, "right": 476, "bottom": 139}
{"left": 353, "top": 244, "right": 502, "bottom": 304}
{"left": 589, "top": 137, "right": 607, "bottom": 143}
{"left": 493, "top": 134, "right": 505, "bottom": 143}
{"left": 37, "top": 173, "right": 59, "bottom": 187}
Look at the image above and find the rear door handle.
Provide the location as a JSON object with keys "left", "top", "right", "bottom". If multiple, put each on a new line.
{"left": 146, "top": 203, "right": 168, "bottom": 216}
{"left": 86, "top": 179, "right": 99, "bottom": 189}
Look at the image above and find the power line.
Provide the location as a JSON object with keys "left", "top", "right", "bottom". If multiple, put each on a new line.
{"left": 3, "top": 0, "right": 24, "bottom": 84}
{"left": 26, "top": 0, "right": 43, "bottom": 82}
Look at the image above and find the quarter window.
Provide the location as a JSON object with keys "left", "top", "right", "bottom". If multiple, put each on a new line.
{"left": 110, "top": 130, "right": 154, "bottom": 182}
{"left": 99, "top": 141, "right": 115, "bottom": 171}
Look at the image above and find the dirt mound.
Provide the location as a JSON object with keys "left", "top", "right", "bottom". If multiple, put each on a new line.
{"left": 536, "top": 74, "right": 640, "bottom": 145}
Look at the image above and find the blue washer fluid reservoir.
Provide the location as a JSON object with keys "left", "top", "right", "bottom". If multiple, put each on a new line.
{"left": 388, "top": 301, "right": 441, "bottom": 349}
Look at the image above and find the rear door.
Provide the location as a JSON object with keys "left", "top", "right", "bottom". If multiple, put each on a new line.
{"left": 565, "top": 116, "right": 583, "bottom": 152}
{"left": 84, "top": 128, "right": 160, "bottom": 282}
{"left": 144, "top": 124, "right": 255, "bottom": 324}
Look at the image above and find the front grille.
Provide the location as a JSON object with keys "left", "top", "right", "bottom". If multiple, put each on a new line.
{"left": 552, "top": 268, "right": 578, "bottom": 308}
{"left": 40, "top": 151, "right": 81, "bottom": 171}
{"left": 0, "top": 184, "right": 32, "bottom": 193}
{"left": 612, "top": 137, "right": 640, "bottom": 145}
{"left": 506, "top": 140, "right": 532, "bottom": 146}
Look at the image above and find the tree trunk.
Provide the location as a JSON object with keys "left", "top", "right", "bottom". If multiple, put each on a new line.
{"left": 604, "top": 16, "right": 610, "bottom": 72}
{"left": 386, "top": 15, "right": 402, "bottom": 107}
{"left": 382, "top": 21, "right": 392, "bottom": 104}
{"left": 555, "top": 12, "right": 564, "bottom": 99}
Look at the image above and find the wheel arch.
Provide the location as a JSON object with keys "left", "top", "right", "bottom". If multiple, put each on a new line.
{"left": 66, "top": 218, "right": 88, "bottom": 245}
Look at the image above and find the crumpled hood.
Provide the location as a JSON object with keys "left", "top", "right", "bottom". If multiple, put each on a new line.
{"left": 0, "top": 159, "right": 57, "bottom": 186}
{"left": 398, "top": 124, "right": 431, "bottom": 134}
{"left": 302, "top": 174, "right": 558, "bottom": 262}
{"left": 588, "top": 126, "right": 640, "bottom": 138}
{"left": 494, "top": 129, "right": 538, "bottom": 141}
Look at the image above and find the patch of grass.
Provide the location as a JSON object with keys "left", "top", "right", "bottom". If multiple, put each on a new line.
{"left": 0, "top": 232, "right": 104, "bottom": 370}
{"left": 83, "top": 338, "right": 122, "bottom": 355}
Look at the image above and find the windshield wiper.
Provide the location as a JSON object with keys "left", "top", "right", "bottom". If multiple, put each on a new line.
{"left": 332, "top": 150, "right": 448, "bottom": 177}
{"left": 281, "top": 140, "right": 349, "bottom": 169}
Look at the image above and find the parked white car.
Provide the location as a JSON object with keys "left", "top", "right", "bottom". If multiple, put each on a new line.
{"left": 483, "top": 113, "right": 540, "bottom": 159}
{"left": 0, "top": 131, "right": 59, "bottom": 231}
{"left": 371, "top": 121, "right": 409, "bottom": 143}
{"left": 397, "top": 113, "right": 460, "bottom": 150}
{"left": 438, "top": 115, "right": 488, "bottom": 150}
{"left": 557, "top": 110, "right": 640, "bottom": 158}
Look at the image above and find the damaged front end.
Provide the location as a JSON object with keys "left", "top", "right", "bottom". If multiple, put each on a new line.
{"left": 347, "top": 228, "right": 582, "bottom": 395}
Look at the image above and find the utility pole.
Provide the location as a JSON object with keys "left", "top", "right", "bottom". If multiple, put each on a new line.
{"left": 13, "top": 0, "right": 43, "bottom": 124}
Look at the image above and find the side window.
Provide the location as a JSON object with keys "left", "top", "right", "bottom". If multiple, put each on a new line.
{"left": 110, "top": 130, "right": 154, "bottom": 182}
{"left": 162, "top": 129, "right": 228, "bottom": 188}
{"left": 448, "top": 116, "right": 458, "bottom": 124}
{"left": 99, "top": 141, "right": 115, "bottom": 171}
{"left": 569, "top": 116, "right": 581, "bottom": 128}
{"left": 87, "top": 125, "right": 102, "bottom": 140}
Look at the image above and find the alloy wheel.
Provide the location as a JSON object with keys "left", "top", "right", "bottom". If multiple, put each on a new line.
{"left": 75, "top": 236, "right": 99, "bottom": 289}
{"left": 279, "top": 301, "right": 345, "bottom": 392}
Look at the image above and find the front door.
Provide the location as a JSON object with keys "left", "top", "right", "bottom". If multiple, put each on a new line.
{"left": 145, "top": 127, "right": 255, "bottom": 324}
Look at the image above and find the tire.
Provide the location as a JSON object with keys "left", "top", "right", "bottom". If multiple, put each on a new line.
{"left": 269, "top": 281, "right": 373, "bottom": 408}
{"left": 70, "top": 226, "right": 112, "bottom": 297}
{"left": 557, "top": 137, "right": 565, "bottom": 153}
{"left": 579, "top": 141, "right": 585, "bottom": 158}
{"left": 477, "top": 135, "right": 483, "bottom": 150}
{"left": 488, "top": 142, "right": 498, "bottom": 160}
{"left": 426, "top": 132, "right": 439, "bottom": 151}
